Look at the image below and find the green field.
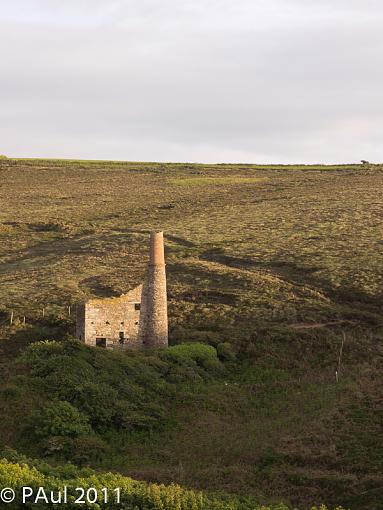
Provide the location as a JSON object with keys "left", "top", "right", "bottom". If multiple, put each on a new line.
{"left": 0, "top": 158, "right": 382, "bottom": 509}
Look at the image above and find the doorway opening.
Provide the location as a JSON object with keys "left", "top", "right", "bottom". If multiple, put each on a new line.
{"left": 96, "top": 338, "right": 107, "bottom": 348}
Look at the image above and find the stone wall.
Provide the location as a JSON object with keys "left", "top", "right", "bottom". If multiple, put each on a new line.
{"left": 76, "top": 285, "right": 143, "bottom": 349}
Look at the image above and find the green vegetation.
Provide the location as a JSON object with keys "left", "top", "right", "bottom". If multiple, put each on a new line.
{"left": 32, "top": 400, "right": 92, "bottom": 439}
{"left": 0, "top": 451, "right": 350, "bottom": 510}
{"left": 2, "top": 337, "right": 228, "bottom": 462}
{"left": 0, "top": 158, "right": 382, "bottom": 509}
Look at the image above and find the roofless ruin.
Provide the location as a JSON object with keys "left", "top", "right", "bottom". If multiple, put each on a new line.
{"left": 75, "top": 231, "right": 168, "bottom": 349}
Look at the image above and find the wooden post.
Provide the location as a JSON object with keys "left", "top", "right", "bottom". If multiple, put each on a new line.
{"left": 68, "top": 305, "right": 71, "bottom": 316}
{"left": 336, "top": 332, "right": 346, "bottom": 382}
{"left": 23, "top": 316, "right": 26, "bottom": 325}
{"left": 42, "top": 308, "right": 45, "bottom": 318}
{"left": 10, "top": 311, "right": 14, "bottom": 326}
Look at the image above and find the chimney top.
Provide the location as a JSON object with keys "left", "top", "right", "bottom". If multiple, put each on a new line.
{"left": 149, "top": 231, "right": 165, "bottom": 266}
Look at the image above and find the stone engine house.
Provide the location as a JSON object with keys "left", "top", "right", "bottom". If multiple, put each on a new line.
{"left": 76, "top": 231, "right": 168, "bottom": 349}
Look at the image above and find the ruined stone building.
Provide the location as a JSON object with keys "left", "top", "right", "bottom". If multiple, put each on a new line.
{"left": 76, "top": 231, "right": 168, "bottom": 349}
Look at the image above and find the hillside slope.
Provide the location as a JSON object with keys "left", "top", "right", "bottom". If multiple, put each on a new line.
{"left": 0, "top": 159, "right": 382, "bottom": 509}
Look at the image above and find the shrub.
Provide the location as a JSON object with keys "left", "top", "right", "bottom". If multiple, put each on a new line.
{"left": 166, "top": 362, "right": 205, "bottom": 383}
{"left": 216, "top": 342, "right": 236, "bottom": 362}
{"left": 40, "top": 435, "right": 68, "bottom": 456}
{"left": 33, "top": 401, "right": 92, "bottom": 439}
{"left": 41, "top": 434, "right": 107, "bottom": 462}
{"left": 68, "top": 435, "right": 108, "bottom": 465}
{"left": 165, "top": 343, "right": 218, "bottom": 365}
{"left": 22, "top": 339, "right": 64, "bottom": 358}
{"left": 20, "top": 340, "right": 65, "bottom": 376}
{"left": 70, "top": 382, "right": 120, "bottom": 431}
{"left": 113, "top": 400, "right": 167, "bottom": 431}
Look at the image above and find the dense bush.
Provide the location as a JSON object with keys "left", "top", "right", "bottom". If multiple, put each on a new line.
{"left": 33, "top": 401, "right": 92, "bottom": 439}
{"left": 16, "top": 339, "right": 225, "bottom": 456}
{"left": 164, "top": 343, "right": 219, "bottom": 365}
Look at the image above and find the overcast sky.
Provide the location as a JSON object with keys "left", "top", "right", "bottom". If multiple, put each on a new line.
{"left": 1, "top": 0, "right": 382, "bottom": 163}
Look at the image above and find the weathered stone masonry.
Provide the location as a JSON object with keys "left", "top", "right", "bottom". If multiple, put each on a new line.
{"left": 76, "top": 231, "right": 168, "bottom": 349}
{"left": 139, "top": 231, "right": 168, "bottom": 348}
{"left": 75, "top": 285, "right": 143, "bottom": 349}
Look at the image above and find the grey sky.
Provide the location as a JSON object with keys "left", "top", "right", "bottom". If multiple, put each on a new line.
{"left": 1, "top": 0, "right": 382, "bottom": 163}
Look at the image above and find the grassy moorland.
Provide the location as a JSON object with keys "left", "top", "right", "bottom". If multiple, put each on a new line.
{"left": 0, "top": 158, "right": 382, "bottom": 509}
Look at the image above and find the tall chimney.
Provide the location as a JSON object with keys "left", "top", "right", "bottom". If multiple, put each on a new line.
{"left": 139, "top": 231, "right": 168, "bottom": 348}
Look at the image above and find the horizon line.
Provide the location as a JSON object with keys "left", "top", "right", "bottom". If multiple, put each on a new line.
{"left": 0, "top": 156, "right": 378, "bottom": 167}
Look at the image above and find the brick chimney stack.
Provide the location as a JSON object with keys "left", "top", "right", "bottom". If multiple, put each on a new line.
{"left": 149, "top": 231, "right": 166, "bottom": 266}
{"left": 139, "top": 231, "right": 168, "bottom": 348}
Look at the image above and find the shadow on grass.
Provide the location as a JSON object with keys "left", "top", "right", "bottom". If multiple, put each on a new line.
{"left": 0, "top": 318, "right": 73, "bottom": 362}
{"left": 200, "top": 248, "right": 383, "bottom": 320}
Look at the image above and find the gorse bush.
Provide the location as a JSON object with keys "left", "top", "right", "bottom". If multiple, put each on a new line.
{"left": 0, "top": 453, "right": 348, "bottom": 510}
